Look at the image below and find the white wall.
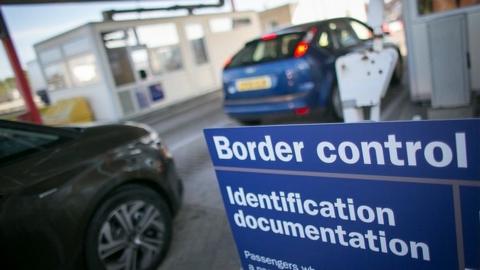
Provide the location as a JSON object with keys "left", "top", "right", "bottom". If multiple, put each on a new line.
{"left": 259, "top": 4, "right": 295, "bottom": 33}
{"left": 206, "top": 24, "right": 262, "bottom": 86}
{"left": 176, "top": 19, "right": 217, "bottom": 94}
{"left": 403, "top": 1, "right": 480, "bottom": 102}
{"left": 292, "top": 0, "right": 367, "bottom": 25}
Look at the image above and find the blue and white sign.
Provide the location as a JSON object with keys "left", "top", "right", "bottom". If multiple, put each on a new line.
{"left": 204, "top": 119, "right": 480, "bottom": 270}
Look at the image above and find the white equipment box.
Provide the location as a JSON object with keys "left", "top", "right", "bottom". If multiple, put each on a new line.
{"left": 335, "top": 48, "right": 398, "bottom": 122}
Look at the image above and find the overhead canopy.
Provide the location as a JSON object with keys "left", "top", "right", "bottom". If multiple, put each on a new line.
{"left": 0, "top": 0, "right": 181, "bottom": 4}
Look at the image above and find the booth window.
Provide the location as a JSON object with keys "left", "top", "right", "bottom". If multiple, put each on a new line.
{"left": 149, "top": 46, "right": 183, "bottom": 74}
{"left": 106, "top": 46, "right": 136, "bottom": 86}
{"left": 44, "top": 62, "right": 70, "bottom": 91}
{"left": 209, "top": 18, "right": 233, "bottom": 33}
{"left": 417, "top": 0, "right": 480, "bottom": 15}
{"left": 185, "top": 24, "right": 209, "bottom": 65}
{"left": 103, "top": 29, "right": 138, "bottom": 49}
{"left": 39, "top": 48, "right": 62, "bottom": 65}
{"left": 67, "top": 53, "right": 98, "bottom": 86}
{"left": 102, "top": 30, "right": 137, "bottom": 86}
{"left": 136, "top": 23, "right": 183, "bottom": 74}
{"left": 63, "top": 38, "right": 91, "bottom": 57}
{"left": 233, "top": 17, "right": 252, "bottom": 28}
{"left": 130, "top": 49, "right": 150, "bottom": 78}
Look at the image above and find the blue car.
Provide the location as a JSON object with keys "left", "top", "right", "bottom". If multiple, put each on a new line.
{"left": 222, "top": 17, "right": 402, "bottom": 124}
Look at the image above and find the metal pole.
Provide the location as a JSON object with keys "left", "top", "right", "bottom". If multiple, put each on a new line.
{"left": 367, "top": 0, "right": 385, "bottom": 52}
{"left": 0, "top": 9, "right": 42, "bottom": 124}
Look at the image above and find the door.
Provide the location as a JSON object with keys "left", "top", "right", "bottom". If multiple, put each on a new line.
{"left": 428, "top": 15, "right": 470, "bottom": 108}
{"left": 129, "top": 45, "right": 159, "bottom": 110}
{"left": 102, "top": 28, "right": 164, "bottom": 116}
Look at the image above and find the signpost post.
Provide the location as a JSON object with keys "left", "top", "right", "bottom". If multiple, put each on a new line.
{"left": 0, "top": 9, "right": 42, "bottom": 124}
{"left": 204, "top": 119, "right": 480, "bottom": 270}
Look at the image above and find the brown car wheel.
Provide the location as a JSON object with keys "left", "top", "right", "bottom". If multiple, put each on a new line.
{"left": 85, "top": 185, "right": 172, "bottom": 270}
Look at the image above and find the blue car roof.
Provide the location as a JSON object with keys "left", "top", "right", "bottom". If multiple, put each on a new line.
{"left": 272, "top": 17, "right": 351, "bottom": 34}
{"left": 271, "top": 17, "right": 374, "bottom": 36}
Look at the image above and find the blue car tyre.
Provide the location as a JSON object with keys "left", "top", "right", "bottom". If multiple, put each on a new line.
{"left": 331, "top": 85, "right": 344, "bottom": 120}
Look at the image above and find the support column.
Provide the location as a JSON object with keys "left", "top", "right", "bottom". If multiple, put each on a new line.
{"left": 0, "top": 9, "right": 42, "bottom": 124}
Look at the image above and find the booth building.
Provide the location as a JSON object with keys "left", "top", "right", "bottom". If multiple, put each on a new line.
{"left": 403, "top": 0, "right": 480, "bottom": 113}
{"left": 30, "top": 1, "right": 372, "bottom": 123}
{"left": 32, "top": 11, "right": 261, "bottom": 121}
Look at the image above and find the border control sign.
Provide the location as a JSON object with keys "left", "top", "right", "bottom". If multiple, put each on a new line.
{"left": 204, "top": 120, "right": 480, "bottom": 270}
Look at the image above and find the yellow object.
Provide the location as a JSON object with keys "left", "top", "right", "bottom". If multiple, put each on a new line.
{"left": 42, "top": 97, "right": 94, "bottom": 125}
{"left": 236, "top": 76, "right": 272, "bottom": 92}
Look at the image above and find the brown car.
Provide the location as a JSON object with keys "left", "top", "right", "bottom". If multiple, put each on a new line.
{"left": 0, "top": 120, "right": 183, "bottom": 270}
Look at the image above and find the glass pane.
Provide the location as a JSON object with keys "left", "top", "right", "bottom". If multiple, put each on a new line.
{"left": 135, "top": 23, "right": 183, "bottom": 74}
{"left": 68, "top": 53, "right": 98, "bottom": 86}
{"left": 185, "top": 24, "right": 204, "bottom": 40}
{"left": 134, "top": 89, "right": 150, "bottom": 109}
{"left": 186, "top": 24, "right": 208, "bottom": 65}
{"left": 461, "top": 0, "right": 480, "bottom": 7}
{"left": 329, "top": 22, "right": 358, "bottom": 48}
{"left": 102, "top": 29, "right": 138, "bottom": 49}
{"left": 105, "top": 47, "right": 135, "bottom": 86}
{"left": 131, "top": 48, "right": 150, "bottom": 78}
{"left": 209, "top": 18, "right": 233, "bottom": 33}
{"left": 417, "top": 0, "right": 480, "bottom": 15}
{"left": 233, "top": 17, "right": 252, "bottom": 28}
{"left": 209, "top": 17, "right": 251, "bottom": 32}
{"left": 339, "top": 31, "right": 357, "bottom": 47}
{"left": 318, "top": 31, "right": 331, "bottom": 48}
{"left": 102, "top": 29, "right": 137, "bottom": 86}
{"left": 136, "top": 23, "right": 179, "bottom": 47}
{"left": 0, "top": 128, "right": 59, "bottom": 161}
{"left": 150, "top": 46, "right": 183, "bottom": 74}
{"left": 228, "top": 33, "right": 302, "bottom": 68}
{"left": 63, "top": 38, "right": 91, "bottom": 57}
{"left": 118, "top": 90, "right": 135, "bottom": 115}
{"left": 252, "top": 42, "right": 267, "bottom": 61}
{"left": 44, "top": 63, "right": 70, "bottom": 90}
{"left": 39, "top": 48, "right": 62, "bottom": 65}
{"left": 191, "top": 39, "right": 209, "bottom": 65}
{"left": 350, "top": 21, "right": 373, "bottom": 41}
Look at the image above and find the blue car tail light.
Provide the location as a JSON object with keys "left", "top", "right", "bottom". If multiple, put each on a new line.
{"left": 294, "top": 26, "right": 317, "bottom": 58}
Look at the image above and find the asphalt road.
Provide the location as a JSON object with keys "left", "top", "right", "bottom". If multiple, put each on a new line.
{"left": 141, "top": 93, "right": 240, "bottom": 270}
{"left": 136, "top": 85, "right": 413, "bottom": 270}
